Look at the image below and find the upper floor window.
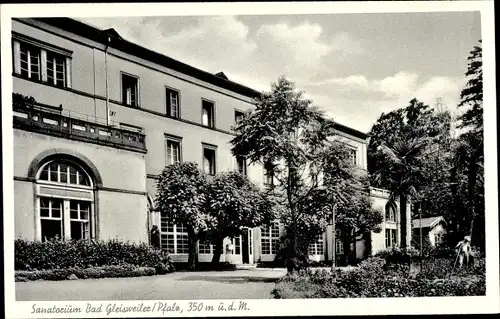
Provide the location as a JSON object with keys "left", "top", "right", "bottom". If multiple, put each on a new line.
{"left": 348, "top": 148, "right": 357, "bottom": 166}
{"left": 165, "top": 135, "right": 182, "bottom": 166}
{"left": 166, "top": 88, "right": 180, "bottom": 118}
{"left": 385, "top": 203, "right": 396, "bottom": 222}
{"left": 236, "top": 156, "right": 247, "bottom": 176}
{"left": 263, "top": 161, "right": 274, "bottom": 186}
{"left": 234, "top": 110, "right": 244, "bottom": 125}
{"left": 202, "top": 144, "right": 217, "bottom": 175}
{"left": 46, "top": 51, "right": 66, "bottom": 87}
{"left": 122, "top": 73, "right": 139, "bottom": 107}
{"left": 13, "top": 38, "right": 72, "bottom": 88}
{"left": 20, "top": 42, "right": 41, "bottom": 81}
{"left": 202, "top": 100, "right": 215, "bottom": 128}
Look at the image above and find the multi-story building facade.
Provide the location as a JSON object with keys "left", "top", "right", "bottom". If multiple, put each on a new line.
{"left": 10, "top": 17, "right": 411, "bottom": 266}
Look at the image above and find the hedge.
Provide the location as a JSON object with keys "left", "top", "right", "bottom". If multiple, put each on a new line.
{"left": 14, "top": 239, "right": 174, "bottom": 274}
{"left": 272, "top": 256, "right": 486, "bottom": 298}
{"left": 15, "top": 264, "right": 157, "bottom": 282}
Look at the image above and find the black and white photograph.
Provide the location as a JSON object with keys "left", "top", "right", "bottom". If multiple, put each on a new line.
{"left": 1, "top": 1, "right": 498, "bottom": 318}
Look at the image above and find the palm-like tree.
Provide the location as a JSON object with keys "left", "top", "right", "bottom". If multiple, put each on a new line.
{"left": 371, "top": 137, "right": 430, "bottom": 248}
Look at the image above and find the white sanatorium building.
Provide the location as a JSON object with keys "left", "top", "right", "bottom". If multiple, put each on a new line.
{"left": 11, "top": 17, "right": 411, "bottom": 266}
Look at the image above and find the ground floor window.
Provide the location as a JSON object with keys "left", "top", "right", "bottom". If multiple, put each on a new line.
{"left": 160, "top": 215, "right": 189, "bottom": 254}
{"left": 385, "top": 228, "right": 397, "bottom": 248}
{"left": 198, "top": 234, "right": 214, "bottom": 255}
{"left": 308, "top": 236, "right": 324, "bottom": 255}
{"left": 335, "top": 239, "right": 344, "bottom": 254}
{"left": 39, "top": 197, "right": 91, "bottom": 241}
{"left": 232, "top": 236, "right": 241, "bottom": 255}
{"left": 261, "top": 222, "right": 279, "bottom": 254}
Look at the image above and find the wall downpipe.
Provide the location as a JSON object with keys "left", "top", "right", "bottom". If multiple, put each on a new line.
{"left": 105, "top": 35, "right": 111, "bottom": 126}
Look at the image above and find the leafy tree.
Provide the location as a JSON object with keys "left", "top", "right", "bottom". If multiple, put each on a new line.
{"left": 205, "top": 171, "right": 275, "bottom": 265}
{"left": 458, "top": 40, "right": 483, "bottom": 131}
{"left": 154, "top": 162, "right": 212, "bottom": 270}
{"left": 335, "top": 176, "right": 383, "bottom": 265}
{"left": 231, "top": 76, "right": 360, "bottom": 272}
{"left": 368, "top": 98, "right": 450, "bottom": 248}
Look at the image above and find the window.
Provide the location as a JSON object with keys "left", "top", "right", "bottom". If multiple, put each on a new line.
{"left": 385, "top": 229, "right": 398, "bottom": 248}
{"left": 38, "top": 161, "right": 91, "bottom": 186}
{"left": 236, "top": 156, "right": 247, "bottom": 176}
{"left": 19, "top": 42, "right": 41, "bottom": 81}
{"left": 159, "top": 216, "right": 189, "bottom": 254}
{"left": 39, "top": 197, "right": 63, "bottom": 241}
{"left": 348, "top": 148, "right": 357, "bottom": 166}
{"left": 198, "top": 234, "right": 213, "bottom": 255}
{"left": 36, "top": 160, "right": 94, "bottom": 242}
{"left": 14, "top": 39, "right": 71, "bottom": 87}
{"left": 166, "top": 88, "right": 180, "bottom": 118}
{"left": 263, "top": 162, "right": 274, "bottom": 186}
{"left": 234, "top": 110, "right": 244, "bottom": 125}
{"left": 165, "top": 136, "right": 182, "bottom": 166}
{"left": 335, "top": 239, "right": 344, "bottom": 254}
{"left": 203, "top": 145, "right": 217, "bottom": 175}
{"left": 232, "top": 236, "right": 241, "bottom": 255}
{"left": 201, "top": 100, "right": 215, "bottom": 127}
{"left": 46, "top": 51, "right": 66, "bottom": 87}
{"left": 385, "top": 203, "right": 396, "bottom": 222}
{"left": 122, "top": 74, "right": 139, "bottom": 107}
{"left": 308, "top": 236, "right": 324, "bottom": 255}
{"left": 69, "top": 201, "right": 90, "bottom": 240}
{"left": 261, "top": 223, "right": 280, "bottom": 255}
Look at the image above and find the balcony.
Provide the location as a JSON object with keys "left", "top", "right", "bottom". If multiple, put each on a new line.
{"left": 12, "top": 94, "right": 147, "bottom": 153}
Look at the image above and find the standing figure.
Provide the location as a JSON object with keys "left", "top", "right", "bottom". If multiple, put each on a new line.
{"left": 455, "top": 235, "right": 472, "bottom": 268}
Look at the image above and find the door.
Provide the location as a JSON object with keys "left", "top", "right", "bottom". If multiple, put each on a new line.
{"left": 242, "top": 229, "right": 250, "bottom": 264}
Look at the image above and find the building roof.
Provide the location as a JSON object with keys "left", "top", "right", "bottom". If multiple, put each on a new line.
{"left": 28, "top": 17, "right": 369, "bottom": 140}
{"left": 412, "top": 216, "right": 446, "bottom": 229}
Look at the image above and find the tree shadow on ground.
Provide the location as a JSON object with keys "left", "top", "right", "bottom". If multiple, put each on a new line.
{"left": 177, "top": 275, "right": 279, "bottom": 283}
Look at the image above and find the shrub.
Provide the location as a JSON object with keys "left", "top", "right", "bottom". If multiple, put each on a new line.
{"left": 272, "top": 255, "right": 486, "bottom": 299}
{"left": 15, "top": 264, "right": 156, "bottom": 282}
{"left": 14, "top": 239, "right": 174, "bottom": 273}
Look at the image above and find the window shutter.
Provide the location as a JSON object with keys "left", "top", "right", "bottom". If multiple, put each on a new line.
{"left": 66, "top": 57, "right": 72, "bottom": 88}
{"left": 41, "top": 49, "right": 48, "bottom": 82}
{"left": 13, "top": 41, "right": 21, "bottom": 74}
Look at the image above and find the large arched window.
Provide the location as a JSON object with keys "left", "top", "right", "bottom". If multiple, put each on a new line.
{"left": 35, "top": 159, "right": 94, "bottom": 242}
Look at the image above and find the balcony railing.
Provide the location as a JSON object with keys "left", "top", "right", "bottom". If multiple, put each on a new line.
{"left": 12, "top": 94, "right": 147, "bottom": 153}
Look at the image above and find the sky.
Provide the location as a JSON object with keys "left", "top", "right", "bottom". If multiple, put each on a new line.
{"left": 80, "top": 11, "right": 481, "bottom": 133}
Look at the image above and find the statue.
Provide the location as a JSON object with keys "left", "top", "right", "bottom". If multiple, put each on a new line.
{"left": 454, "top": 235, "right": 471, "bottom": 269}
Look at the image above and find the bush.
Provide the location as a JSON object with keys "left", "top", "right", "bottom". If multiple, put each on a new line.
{"left": 15, "top": 264, "right": 156, "bottom": 282}
{"left": 272, "top": 255, "right": 486, "bottom": 298}
{"left": 14, "top": 239, "right": 174, "bottom": 273}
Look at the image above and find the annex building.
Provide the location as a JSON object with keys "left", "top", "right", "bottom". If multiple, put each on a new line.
{"left": 11, "top": 17, "right": 412, "bottom": 266}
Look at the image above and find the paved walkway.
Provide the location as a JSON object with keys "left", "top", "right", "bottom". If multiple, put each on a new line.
{"left": 16, "top": 269, "right": 287, "bottom": 301}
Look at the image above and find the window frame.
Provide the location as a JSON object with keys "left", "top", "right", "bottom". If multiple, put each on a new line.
{"left": 261, "top": 222, "right": 280, "bottom": 255}
{"left": 13, "top": 36, "right": 72, "bottom": 88}
{"left": 165, "top": 134, "right": 183, "bottom": 166}
{"left": 235, "top": 156, "right": 247, "bottom": 176}
{"left": 385, "top": 203, "right": 396, "bottom": 223}
{"left": 121, "top": 72, "right": 140, "bottom": 107}
{"left": 165, "top": 86, "right": 180, "bottom": 119}
{"left": 263, "top": 161, "right": 275, "bottom": 186}
{"left": 234, "top": 109, "right": 245, "bottom": 125}
{"left": 201, "top": 98, "right": 215, "bottom": 128}
{"left": 308, "top": 235, "right": 325, "bottom": 256}
{"left": 35, "top": 159, "right": 94, "bottom": 242}
{"left": 202, "top": 143, "right": 217, "bottom": 176}
{"left": 159, "top": 217, "right": 189, "bottom": 254}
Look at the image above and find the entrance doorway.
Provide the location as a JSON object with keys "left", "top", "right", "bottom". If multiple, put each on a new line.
{"left": 242, "top": 229, "right": 249, "bottom": 264}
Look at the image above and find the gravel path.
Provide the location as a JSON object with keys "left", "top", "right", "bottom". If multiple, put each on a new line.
{"left": 16, "top": 269, "right": 287, "bottom": 301}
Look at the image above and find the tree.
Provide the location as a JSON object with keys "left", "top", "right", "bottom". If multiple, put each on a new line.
{"left": 455, "top": 40, "right": 484, "bottom": 250}
{"left": 155, "top": 162, "right": 212, "bottom": 270}
{"left": 334, "top": 176, "right": 383, "bottom": 265}
{"left": 231, "top": 76, "right": 359, "bottom": 272}
{"left": 368, "top": 98, "right": 450, "bottom": 248}
{"left": 205, "top": 171, "right": 275, "bottom": 265}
